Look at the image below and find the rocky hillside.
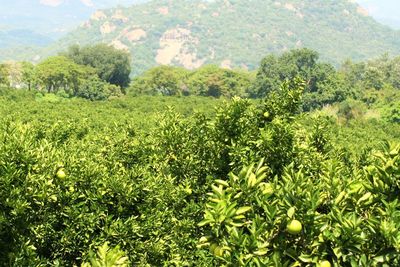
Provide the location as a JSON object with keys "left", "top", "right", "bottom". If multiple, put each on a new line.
{"left": 8, "top": 0, "right": 400, "bottom": 74}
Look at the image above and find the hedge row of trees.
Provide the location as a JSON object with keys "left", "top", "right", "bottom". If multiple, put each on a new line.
{"left": 0, "top": 44, "right": 131, "bottom": 100}
{"left": 1, "top": 46, "right": 400, "bottom": 109}
{"left": 129, "top": 48, "right": 400, "bottom": 112}
{"left": 129, "top": 65, "right": 254, "bottom": 98}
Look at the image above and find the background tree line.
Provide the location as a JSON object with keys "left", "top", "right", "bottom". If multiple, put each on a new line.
{"left": 1, "top": 46, "right": 399, "bottom": 116}
{"left": 0, "top": 44, "right": 131, "bottom": 100}
{"left": 128, "top": 48, "right": 400, "bottom": 117}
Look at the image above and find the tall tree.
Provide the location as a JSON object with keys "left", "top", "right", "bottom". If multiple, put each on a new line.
{"left": 187, "top": 65, "right": 253, "bottom": 98}
{"left": 65, "top": 44, "right": 132, "bottom": 89}
{"left": 0, "top": 64, "right": 9, "bottom": 86}
{"left": 130, "top": 65, "right": 189, "bottom": 96}
{"left": 36, "top": 56, "right": 92, "bottom": 94}
{"left": 21, "top": 62, "right": 36, "bottom": 91}
{"left": 0, "top": 61, "right": 23, "bottom": 88}
{"left": 253, "top": 48, "right": 344, "bottom": 110}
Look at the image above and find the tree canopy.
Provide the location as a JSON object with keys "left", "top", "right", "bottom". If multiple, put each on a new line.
{"left": 36, "top": 56, "right": 92, "bottom": 94}
{"left": 252, "top": 48, "right": 348, "bottom": 110}
{"left": 129, "top": 65, "right": 254, "bottom": 98}
{"left": 0, "top": 63, "right": 9, "bottom": 86}
{"left": 64, "top": 44, "right": 131, "bottom": 89}
{"left": 130, "top": 65, "right": 190, "bottom": 96}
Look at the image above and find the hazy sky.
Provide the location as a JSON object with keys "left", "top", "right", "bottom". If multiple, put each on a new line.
{"left": 357, "top": 0, "right": 399, "bottom": 17}
{"left": 356, "top": 0, "right": 400, "bottom": 28}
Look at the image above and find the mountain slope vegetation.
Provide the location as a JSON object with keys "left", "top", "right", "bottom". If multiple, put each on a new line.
{"left": 38, "top": 0, "right": 400, "bottom": 75}
{"left": 0, "top": 29, "right": 53, "bottom": 49}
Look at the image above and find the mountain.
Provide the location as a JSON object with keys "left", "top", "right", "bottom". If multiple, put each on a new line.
{"left": 0, "top": 29, "right": 53, "bottom": 49}
{"left": 3, "top": 0, "right": 400, "bottom": 75}
{"left": 0, "top": 0, "right": 145, "bottom": 39}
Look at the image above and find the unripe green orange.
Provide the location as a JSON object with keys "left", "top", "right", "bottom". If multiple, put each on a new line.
{"left": 56, "top": 169, "right": 66, "bottom": 179}
{"left": 213, "top": 246, "right": 224, "bottom": 257}
{"left": 287, "top": 219, "right": 302, "bottom": 235}
{"left": 320, "top": 260, "right": 331, "bottom": 267}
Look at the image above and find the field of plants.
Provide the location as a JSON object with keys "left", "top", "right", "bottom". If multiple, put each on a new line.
{"left": 1, "top": 84, "right": 400, "bottom": 266}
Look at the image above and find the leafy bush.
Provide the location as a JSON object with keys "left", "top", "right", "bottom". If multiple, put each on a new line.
{"left": 77, "top": 76, "right": 123, "bottom": 101}
{"left": 199, "top": 143, "right": 400, "bottom": 266}
{"left": 81, "top": 243, "right": 129, "bottom": 267}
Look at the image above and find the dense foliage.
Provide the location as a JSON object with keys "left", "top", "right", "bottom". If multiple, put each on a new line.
{"left": 1, "top": 46, "right": 399, "bottom": 117}
{"left": 251, "top": 48, "right": 347, "bottom": 111}
{"left": 0, "top": 44, "right": 131, "bottom": 100}
{"left": 1, "top": 78, "right": 400, "bottom": 265}
{"left": 1, "top": 1, "right": 400, "bottom": 265}
{"left": 129, "top": 65, "right": 254, "bottom": 97}
{"left": 126, "top": 49, "right": 400, "bottom": 123}
{"left": 35, "top": 56, "right": 92, "bottom": 94}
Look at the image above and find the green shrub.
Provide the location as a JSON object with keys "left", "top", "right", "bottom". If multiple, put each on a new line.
{"left": 199, "top": 143, "right": 400, "bottom": 266}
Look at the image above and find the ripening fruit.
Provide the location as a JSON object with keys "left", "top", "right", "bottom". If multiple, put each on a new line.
{"left": 56, "top": 169, "right": 66, "bottom": 179}
{"left": 287, "top": 219, "right": 302, "bottom": 235}
{"left": 213, "top": 246, "right": 224, "bottom": 257}
{"left": 319, "top": 260, "right": 331, "bottom": 267}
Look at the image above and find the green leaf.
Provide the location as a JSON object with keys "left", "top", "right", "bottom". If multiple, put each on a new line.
{"left": 357, "top": 192, "right": 372, "bottom": 204}
{"left": 247, "top": 173, "right": 257, "bottom": 187}
{"left": 253, "top": 248, "right": 268, "bottom": 256}
{"left": 215, "top": 179, "right": 230, "bottom": 187}
{"left": 236, "top": 206, "right": 252, "bottom": 215}
{"left": 212, "top": 184, "right": 224, "bottom": 196}
{"left": 298, "top": 254, "right": 313, "bottom": 263}
{"left": 334, "top": 191, "right": 346, "bottom": 205}
{"left": 287, "top": 207, "right": 295, "bottom": 219}
{"left": 198, "top": 219, "right": 214, "bottom": 227}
